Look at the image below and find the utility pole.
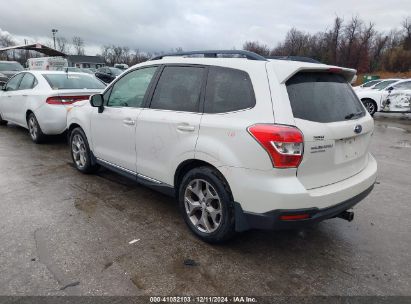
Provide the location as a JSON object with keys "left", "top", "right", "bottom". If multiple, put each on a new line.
{"left": 51, "top": 29, "right": 58, "bottom": 49}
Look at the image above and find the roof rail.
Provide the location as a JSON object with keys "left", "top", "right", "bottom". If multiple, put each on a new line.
{"left": 266, "top": 56, "right": 321, "bottom": 64}
{"left": 150, "top": 50, "right": 268, "bottom": 61}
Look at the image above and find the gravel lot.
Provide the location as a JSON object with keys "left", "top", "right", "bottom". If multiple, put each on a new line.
{"left": 0, "top": 113, "right": 410, "bottom": 296}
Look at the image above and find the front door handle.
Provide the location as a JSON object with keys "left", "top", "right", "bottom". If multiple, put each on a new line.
{"left": 123, "top": 118, "right": 135, "bottom": 126}
{"left": 177, "top": 124, "right": 195, "bottom": 132}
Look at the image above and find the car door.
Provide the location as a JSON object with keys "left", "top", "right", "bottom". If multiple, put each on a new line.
{"left": 90, "top": 66, "right": 159, "bottom": 173}
{"left": 12, "top": 73, "right": 37, "bottom": 125}
{"left": 0, "top": 73, "right": 24, "bottom": 122}
{"left": 135, "top": 65, "right": 206, "bottom": 185}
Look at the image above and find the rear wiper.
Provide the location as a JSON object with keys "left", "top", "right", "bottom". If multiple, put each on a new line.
{"left": 345, "top": 111, "right": 363, "bottom": 120}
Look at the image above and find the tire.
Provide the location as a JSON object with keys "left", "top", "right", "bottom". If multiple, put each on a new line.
{"left": 0, "top": 113, "right": 7, "bottom": 126}
{"left": 69, "top": 127, "right": 100, "bottom": 174}
{"left": 27, "top": 113, "right": 46, "bottom": 143}
{"left": 178, "top": 166, "right": 235, "bottom": 243}
{"left": 362, "top": 99, "right": 377, "bottom": 116}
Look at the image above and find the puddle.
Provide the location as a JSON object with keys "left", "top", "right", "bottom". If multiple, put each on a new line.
{"left": 74, "top": 198, "right": 97, "bottom": 215}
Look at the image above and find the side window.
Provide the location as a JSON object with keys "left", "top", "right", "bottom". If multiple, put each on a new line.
{"left": 150, "top": 66, "right": 204, "bottom": 112}
{"left": 107, "top": 67, "right": 157, "bottom": 108}
{"left": 204, "top": 67, "right": 255, "bottom": 113}
{"left": 19, "top": 73, "right": 36, "bottom": 90}
{"left": 5, "top": 74, "right": 24, "bottom": 91}
{"left": 396, "top": 81, "right": 411, "bottom": 90}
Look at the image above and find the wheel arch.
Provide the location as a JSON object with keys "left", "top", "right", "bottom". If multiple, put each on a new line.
{"left": 26, "top": 109, "right": 34, "bottom": 122}
{"left": 174, "top": 159, "right": 233, "bottom": 200}
{"left": 68, "top": 122, "right": 83, "bottom": 136}
{"left": 361, "top": 98, "right": 378, "bottom": 112}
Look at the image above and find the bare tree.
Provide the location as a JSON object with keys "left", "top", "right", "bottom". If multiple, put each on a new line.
{"left": 243, "top": 41, "right": 270, "bottom": 56}
{"left": 56, "top": 37, "right": 71, "bottom": 54}
{"left": 0, "top": 33, "right": 16, "bottom": 60}
{"left": 402, "top": 17, "right": 411, "bottom": 50}
{"left": 72, "top": 36, "right": 85, "bottom": 55}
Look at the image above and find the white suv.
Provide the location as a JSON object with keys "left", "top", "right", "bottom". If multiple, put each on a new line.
{"left": 67, "top": 50, "right": 377, "bottom": 243}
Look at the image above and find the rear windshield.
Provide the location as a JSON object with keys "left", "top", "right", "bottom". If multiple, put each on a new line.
{"left": 43, "top": 74, "right": 105, "bottom": 90}
{"left": 286, "top": 72, "right": 365, "bottom": 123}
{"left": 0, "top": 62, "right": 24, "bottom": 71}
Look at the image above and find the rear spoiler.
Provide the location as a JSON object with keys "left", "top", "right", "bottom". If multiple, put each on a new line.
{"left": 267, "top": 60, "right": 357, "bottom": 84}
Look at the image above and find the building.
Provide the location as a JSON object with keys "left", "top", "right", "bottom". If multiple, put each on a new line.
{"left": 67, "top": 55, "right": 105, "bottom": 69}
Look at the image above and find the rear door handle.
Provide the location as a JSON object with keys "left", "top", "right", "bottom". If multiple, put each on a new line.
{"left": 123, "top": 118, "right": 135, "bottom": 126}
{"left": 177, "top": 124, "right": 195, "bottom": 132}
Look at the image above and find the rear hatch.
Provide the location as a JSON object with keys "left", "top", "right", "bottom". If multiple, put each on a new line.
{"left": 285, "top": 71, "right": 374, "bottom": 190}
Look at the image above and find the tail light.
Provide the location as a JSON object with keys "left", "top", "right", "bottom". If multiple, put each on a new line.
{"left": 248, "top": 124, "right": 304, "bottom": 168}
{"left": 46, "top": 95, "right": 90, "bottom": 105}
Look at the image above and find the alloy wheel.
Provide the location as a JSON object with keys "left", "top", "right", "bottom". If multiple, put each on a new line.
{"left": 184, "top": 179, "right": 222, "bottom": 233}
{"left": 72, "top": 134, "right": 87, "bottom": 169}
{"left": 364, "top": 101, "right": 375, "bottom": 115}
{"left": 28, "top": 116, "right": 38, "bottom": 140}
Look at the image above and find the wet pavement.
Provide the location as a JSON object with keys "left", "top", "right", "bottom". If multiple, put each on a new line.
{"left": 0, "top": 113, "right": 410, "bottom": 296}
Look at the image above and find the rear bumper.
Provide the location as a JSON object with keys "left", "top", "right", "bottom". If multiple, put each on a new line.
{"left": 34, "top": 105, "right": 68, "bottom": 135}
{"left": 234, "top": 184, "right": 374, "bottom": 231}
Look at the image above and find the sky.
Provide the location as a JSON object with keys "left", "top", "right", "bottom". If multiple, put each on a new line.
{"left": 0, "top": 0, "right": 410, "bottom": 55}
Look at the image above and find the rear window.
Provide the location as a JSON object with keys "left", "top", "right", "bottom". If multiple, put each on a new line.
{"left": 0, "top": 62, "right": 24, "bottom": 72}
{"left": 372, "top": 80, "right": 397, "bottom": 90}
{"left": 286, "top": 72, "right": 365, "bottom": 123}
{"left": 150, "top": 66, "right": 204, "bottom": 112}
{"left": 204, "top": 67, "right": 255, "bottom": 113}
{"left": 42, "top": 74, "right": 105, "bottom": 90}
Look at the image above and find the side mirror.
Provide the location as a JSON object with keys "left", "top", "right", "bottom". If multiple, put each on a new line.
{"left": 387, "top": 86, "right": 394, "bottom": 91}
{"left": 90, "top": 94, "right": 104, "bottom": 113}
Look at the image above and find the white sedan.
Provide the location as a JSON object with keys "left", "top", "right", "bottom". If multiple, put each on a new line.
{"left": 0, "top": 71, "right": 105, "bottom": 143}
{"left": 356, "top": 79, "right": 411, "bottom": 115}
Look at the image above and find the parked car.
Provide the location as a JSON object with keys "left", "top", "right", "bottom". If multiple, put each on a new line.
{"left": 0, "top": 71, "right": 105, "bottom": 143}
{"left": 0, "top": 72, "right": 8, "bottom": 86}
{"left": 381, "top": 88, "right": 411, "bottom": 112}
{"left": 80, "top": 68, "right": 96, "bottom": 75}
{"left": 67, "top": 50, "right": 377, "bottom": 243}
{"left": 353, "top": 79, "right": 382, "bottom": 91}
{"left": 356, "top": 79, "right": 411, "bottom": 115}
{"left": 27, "top": 57, "right": 68, "bottom": 71}
{"left": 95, "top": 67, "right": 123, "bottom": 83}
{"left": 0, "top": 61, "right": 25, "bottom": 82}
{"left": 114, "top": 63, "right": 129, "bottom": 70}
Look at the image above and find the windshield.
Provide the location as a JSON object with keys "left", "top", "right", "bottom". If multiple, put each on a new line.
{"left": 42, "top": 74, "right": 106, "bottom": 90}
{"left": 109, "top": 68, "right": 123, "bottom": 76}
{"left": 372, "top": 80, "right": 398, "bottom": 90}
{"left": 363, "top": 80, "right": 380, "bottom": 87}
{"left": 286, "top": 72, "right": 365, "bottom": 123}
{"left": 0, "top": 62, "right": 24, "bottom": 72}
{"left": 81, "top": 68, "right": 94, "bottom": 74}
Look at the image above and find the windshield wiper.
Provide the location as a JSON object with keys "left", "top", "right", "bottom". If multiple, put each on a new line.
{"left": 345, "top": 111, "right": 363, "bottom": 120}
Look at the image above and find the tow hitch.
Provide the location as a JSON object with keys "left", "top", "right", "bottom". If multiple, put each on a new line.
{"left": 337, "top": 210, "right": 354, "bottom": 222}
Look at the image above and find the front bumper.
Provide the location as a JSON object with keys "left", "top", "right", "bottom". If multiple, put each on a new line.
{"left": 234, "top": 184, "right": 374, "bottom": 231}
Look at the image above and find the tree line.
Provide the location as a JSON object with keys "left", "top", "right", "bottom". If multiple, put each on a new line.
{"left": 243, "top": 16, "right": 411, "bottom": 73}
{"left": 1, "top": 15, "right": 410, "bottom": 72}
